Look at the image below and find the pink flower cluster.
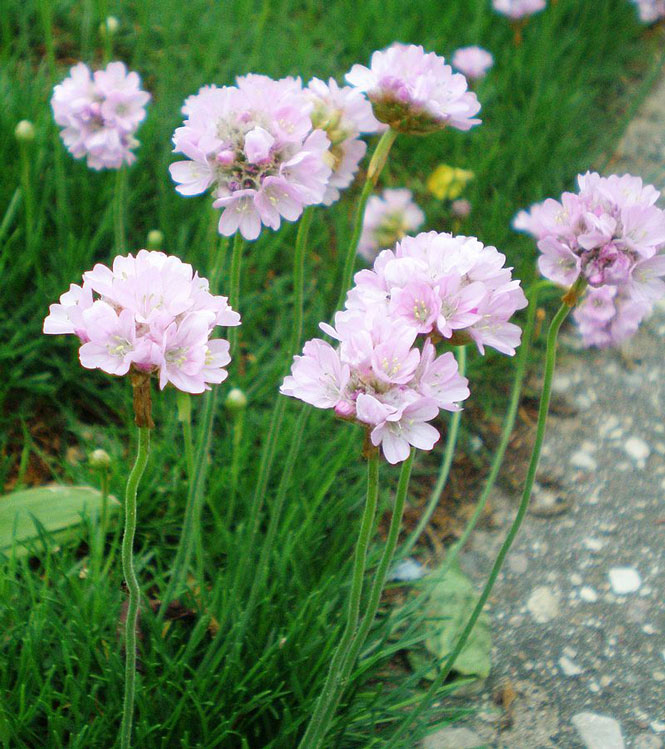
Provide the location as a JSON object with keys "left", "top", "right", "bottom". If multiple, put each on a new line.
{"left": 492, "top": 0, "right": 547, "bottom": 19}
{"left": 358, "top": 188, "right": 425, "bottom": 262}
{"left": 631, "top": 0, "right": 665, "bottom": 22}
{"left": 349, "top": 231, "right": 527, "bottom": 356}
{"left": 169, "top": 74, "right": 334, "bottom": 240}
{"left": 514, "top": 172, "right": 665, "bottom": 347}
{"left": 345, "top": 43, "right": 481, "bottom": 134}
{"left": 51, "top": 62, "right": 150, "bottom": 170}
{"left": 43, "top": 251, "right": 240, "bottom": 393}
{"left": 281, "top": 316, "right": 469, "bottom": 464}
{"left": 306, "top": 77, "right": 384, "bottom": 205}
{"left": 451, "top": 47, "right": 494, "bottom": 80}
{"left": 282, "top": 230, "right": 526, "bottom": 462}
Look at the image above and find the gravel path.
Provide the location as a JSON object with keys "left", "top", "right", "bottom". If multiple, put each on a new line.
{"left": 424, "top": 72, "right": 665, "bottom": 749}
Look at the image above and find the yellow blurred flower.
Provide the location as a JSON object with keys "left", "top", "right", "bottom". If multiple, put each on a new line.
{"left": 426, "top": 164, "right": 475, "bottom": 200}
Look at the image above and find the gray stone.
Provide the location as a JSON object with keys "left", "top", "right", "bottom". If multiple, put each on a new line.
{"left": 526, "top": 586, "right": 560, "bottom": 623}
{"left": 422, "top": 726, "right": 483, "bottom": 749}
{"left": 634, "top": 735, "right": 663, "bottom": 749}
{"left": 572, "top": 712, "right": 624, "bottom": 749}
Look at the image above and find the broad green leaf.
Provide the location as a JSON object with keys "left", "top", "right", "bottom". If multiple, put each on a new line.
{"left": 410, "top": 562, "right": 491, "bottom": 680}
{"left": 0, "top": 485, "right": 119, "bottom": 558}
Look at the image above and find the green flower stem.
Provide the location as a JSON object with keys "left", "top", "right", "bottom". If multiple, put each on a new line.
{"left": 18, "top": 141, "right": 35, "bottom": 256}
{"left": 297, "top": 449, "right": 381, "bottom": 749}
{"left": 120, "top": 425, "right": 150, "bottom": 749}
{"left": 228, "top": 233, "right": 244, "bottom": 355}
{"left": 439, "top": 283, "right": 542, "bottom": 574}
{"left": 401, "top": 346, "right": 467, "bottom": 558}
{"left": 113, "top": 167, "right": 127, "bottom": 253}
{"left": 291, "top": 207, "right": 313, "bottom": 353}
{"left": 385, "top": 287, "right": 581, "bottom": 748}
{"left": 39, "top": 0, "right": 70, "bottom": 246}
{"left": 311, "top": 450, "right": 415, "bottom": 749}
{"left": 336, "top": 128, "right": 398, "bottom": 311}
{"left": 225, "top": 406, "right": 245, "bottom": 526}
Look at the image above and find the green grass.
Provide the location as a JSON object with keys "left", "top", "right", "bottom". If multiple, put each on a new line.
{"left": 0, "top": 0, "right": 662, "bottom": 746}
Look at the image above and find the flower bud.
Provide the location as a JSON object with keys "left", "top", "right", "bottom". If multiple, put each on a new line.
{"left": 100, "top": 16, "right": 119, "bottom": 36}
{"left": 89, "top": 448, "right": 112, "bottom": 470}
{"left": 451, "top": 199, "right": 472, "bottom": 218}
{"left": 146, "top": 229, "right": 164, "bottom": 250}
{"left": 225, "top": 387, "right": 247, "bottom": 412}
{"left": 14, "top": 120, "right": 35, "bottom": 143}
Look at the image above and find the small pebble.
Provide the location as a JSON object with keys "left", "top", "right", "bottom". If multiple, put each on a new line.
{"left": 527, "top": 586, "right": 560, "bottom": 623}
{"left": 624, "top": 436, "right": 650, "bottom": 466}
{"left": 580, "top": 587, "right": 599, "bottom": 603}
{"left": 651, "top": 721, "right": 665, "bottom": 734}
{"left": 571, "top": 450, "right": 598, "bottom": 471}
{"left": 584, "top": 537, "right": 605, "bottom": 552}
{"left": 572, "top": 712, "right": 625, "bottom": 749}
{"left": 609, "top": 567, "right": 642, "bottom": 595}
{"left": 559, "top": 655, "right": 584, "bottom": 676}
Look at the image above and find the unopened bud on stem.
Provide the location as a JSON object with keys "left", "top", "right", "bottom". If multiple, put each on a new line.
{"left": 15, "top": 120, "right": 35, "bottom": 143}
{"left": 225, "top": 387, "right": 247, "bottom": 413}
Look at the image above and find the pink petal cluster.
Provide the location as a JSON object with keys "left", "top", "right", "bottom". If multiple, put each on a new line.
{"left": 43, "top": 250, "right": 240, "bottom": 393}
{"left": 358, "top": 188, "right": 425, "bottom": 262}
{"left": 281, "top": 316, "right": 469, "bottom": 465}
{"left": 451, "top": 47, "right": 494, "bottom": 80}
{"left": 345, "top": 43, "right": 481, "bottom": 135}
{"left": 631, "top": 0, "right": 665, "bottom": 22}
{"left": 492, "top": 0, "right": 547, "bottom": 19}
{"left": 349, "top": 231, "right": 527, "bottom": 356}
{"left": 51, "top": 62, "right": 150, "bottom": 170}
{"left": 169, "top": 74, "right": 334, "bottom": 240}
{"left": 306, "top": 77, "right": 384, "bottom": 205}
{"left": 515, "top": 172, "right": 665, "bottom": 347}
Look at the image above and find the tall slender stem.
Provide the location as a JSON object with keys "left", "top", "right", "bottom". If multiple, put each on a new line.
{"left": 228, "top": 233, "right": 244, "bottom": 355}
{"left": 385, "top": 292, "right": 578, "bottom": 748}
{"left": 297, "top": 450, "right": 381, "bottom": 749}
{"left": 313, "top": 450, "right": 415, "bottom": 748}
{"left": 225, "top": 407, "right": 244, "bottom": 526}
{"left": 114, "top": 167, "right": 127, "bottom": 253}
{"left": 402, "top": 346, "right": 466, "bottom": 557}
{"left": 440, "top": 284, "right": 542, "bottom": 573}
{"left": 18, "top": 141, "right": 35, "bottom": 255}
{"left": 336, "top": 128, "right": 398, "bottom": 311}
{"left": 120, "top": 425, "right": 150, "bottom": 749}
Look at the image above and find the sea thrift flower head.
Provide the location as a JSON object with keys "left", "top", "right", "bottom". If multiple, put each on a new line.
{"left": 169, "top": 75, "right": 333, "bottom": 240}
{"left": 43, "top": 250, "right": 240, "bottom": 393}
{"left": 451, "top": 46, "right": 494, "bottom": 80}
{"left": 517, "top": 172, "right": 665, "bottom": 291}
{"left": 452, "top": 199, "right": 472, "bottom": 219}
{"left": 358, "top": 188, "right": 425, "bottom": 261}
{"left": 631, "top": 0, "right": 665, "bottom": 22}
{"left": 306, "top": 77, "right": 384, "bottom": 205}
{"left": 281, "top": 311, "right": 469, "bottom": 464}
{"left": 427, "top": 164, "right": 475, "bottom": 201}
{"left": 350, "top": 231, "right": 527, "bottom": 356}
{"left": 492, "top": 0, "right": 547, "bottom": 19}
{"left": 51, "top": 62, "right": 150, "bottom": 170}
{"left": 573, "top": 286, "right": 652, "bottom": 349}
{"left": 345, "top": 43, "right": 481, "bottom": 135}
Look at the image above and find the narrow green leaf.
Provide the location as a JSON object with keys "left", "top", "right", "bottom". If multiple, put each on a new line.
{"left": 0, "top": 485, "right": 119, "bottom": 558}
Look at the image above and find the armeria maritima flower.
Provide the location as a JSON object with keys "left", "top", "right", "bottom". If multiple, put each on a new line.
{"left": 281, "top": 314, "right": 469, "bottom": 464}
{"left": 451, "top": 46, "right": 494, "bottom": 80}
{"left": 345, "top": 43, "right": 481, "bottom": 135}
{"left": 51, "top": 61, "right": 150, "bottom": 170}
{"left": 349, "top": 231, "right": 527, "bottom": 356}
{"left": 631, "top": 0, "right": 665, "bottom": 22}
{"left": 492, "top": 0, "right": 547, "bottom": 19}
{"left": 515, "top": 172, "right": 665, "bottom": 348}
{"left": 306, "top": 77, "right": 384, "bottom": 205}
{"left": 169, "top": 74, "right": 333, "bottom": 240}
{"left": 358, "top": 188, "right": 425, "bottom": 262}
{"left": 44, "top": 250, "right": 240, "bottom": 393}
